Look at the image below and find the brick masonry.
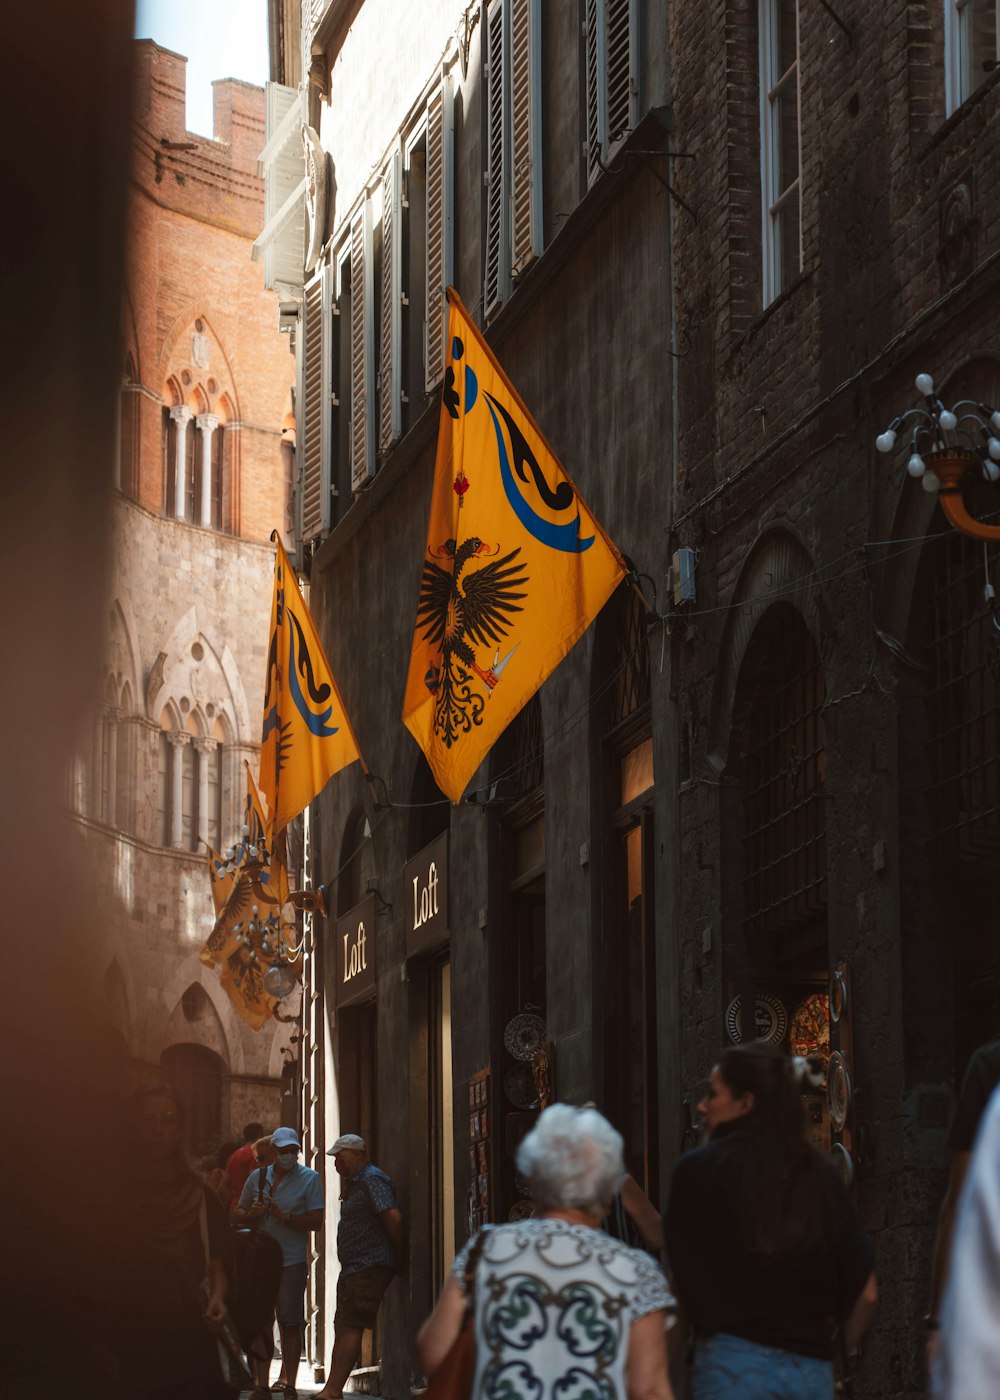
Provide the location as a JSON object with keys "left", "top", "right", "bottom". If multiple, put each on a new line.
{"left": 668, "top": 6, "right": 1000, "bottom": 1396}
{"left": 70, "top": 40, "right": 298, "bottom": 1148}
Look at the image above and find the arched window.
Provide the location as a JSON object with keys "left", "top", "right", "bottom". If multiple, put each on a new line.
{"left": 159, "top": 1043, "right": 224, "bottom": 1156}
{"left": 157, "top": 718, "right": 172, "bottom": 845}
{"left": 338, "top": 808, "right": 376, "bottom": 914}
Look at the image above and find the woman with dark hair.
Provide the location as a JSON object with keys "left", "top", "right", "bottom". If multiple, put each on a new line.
{"left": 116, "top": 1085, "right": 239, "bottom": 1399}
{"left": 663, "top": 1043, "right": 877, "bottom": 1400}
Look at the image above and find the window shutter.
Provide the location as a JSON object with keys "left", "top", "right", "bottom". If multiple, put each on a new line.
{"left": 605, "top": 0, "right": 638, "bottom": 146}
{"left": 350, "top": 201, "right": 375, "bottom": 491}
{"left": 299, "top": 260, "right": 333, "bottom": 545}
{"left": 510, "top": 0, "right": 543, "bottom": 276}
{"left": 380, "top": 146, "right": 403, "bottom": 451}
{"left": 584, "top": 0, "right": 605, "bottom": 187}
{"left": 484, "top": 0, "right": 509, "bottom": 317}
{"left": 425, "top": 72, "right": 455, "bottom": 394}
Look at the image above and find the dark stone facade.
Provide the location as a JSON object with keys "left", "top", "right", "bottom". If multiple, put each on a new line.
{"left": 280, "top": 4, "right": 1000, "bottom": 1396}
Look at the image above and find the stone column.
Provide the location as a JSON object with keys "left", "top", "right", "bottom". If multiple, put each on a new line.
{"left": 196, "top": 414, "right": 219, "bottom": 527}
{"left": 194, "top": 736, "right": 218, "bottom": 845}
{"left": 169, "top": 406, "right": 194, "bottom": 520}
{"left": 167, "top": 731, "right": 190, "bottom": 849}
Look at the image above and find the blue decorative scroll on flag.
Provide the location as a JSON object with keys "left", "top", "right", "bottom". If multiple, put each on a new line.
{"left": 402, "top": 289, "right": 626, "bottom": 801}
{"left": 259, "top": 534, "right": 362, "bottom": 832}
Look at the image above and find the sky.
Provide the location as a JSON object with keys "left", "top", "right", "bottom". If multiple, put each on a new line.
{"left": 134, "top": 0, "right": 269, "bottom": 139}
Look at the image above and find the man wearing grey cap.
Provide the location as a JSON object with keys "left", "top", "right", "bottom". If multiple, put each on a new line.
{"left": 235, "top": 1126, "right": 324, "bottom": 1400}
{"left": 313, "top": 1134, "right": 402, "bottom": 1400}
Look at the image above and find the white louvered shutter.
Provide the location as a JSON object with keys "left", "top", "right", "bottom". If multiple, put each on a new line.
{"left": 586, "top": 0, "right": 638, "bottom": 186}
{"left": 510, "top": 0, "right": 542, "bottom": 277}
{"left": 299, "top": 261, "right": 333, "bottom": 544}
{"left": 484, "top": 0, "right": 509, "bottom": 317}
{"left": 605, "top": 0, "right": 639, "bottom": 146}
{"left": 425, "top": 72, "right": 455, "bottom": 394}
{"left": 350, "top": 201, "right": 375, "bottom": 491}
{"left": 584, "top": 0, "right": 606, "bottom": 188}
{"left": 380, "top": 146, "right": 403, "bottom": 450}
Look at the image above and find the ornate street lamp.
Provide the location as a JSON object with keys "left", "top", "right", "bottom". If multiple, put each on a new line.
{"left": 876, "top": 373, "right": 1000, "bottom": 540}
{"left": 217, "top": 822, "right": 329, "bottom": 1001}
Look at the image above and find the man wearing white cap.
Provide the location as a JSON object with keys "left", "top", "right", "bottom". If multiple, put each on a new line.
{"left": 235, "top": 1126, "right": 324, "bottom": 1400}
{"left": 314, "top": 1134, "right": 401, "bottom": 1400}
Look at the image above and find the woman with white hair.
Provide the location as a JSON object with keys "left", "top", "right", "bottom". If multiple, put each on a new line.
{"left": 417, "top": 1104, "right": 674, "bottom": 1399}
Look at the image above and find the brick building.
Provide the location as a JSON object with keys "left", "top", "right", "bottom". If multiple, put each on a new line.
{"left": 261, "top": 3, "right": 1000, "bottom": 1397}
{"left": 71, "top": 40, "right": 297, "bottom": 1154}
{"left": 668, "top": 5, "right": 1000, "bottom": 1396}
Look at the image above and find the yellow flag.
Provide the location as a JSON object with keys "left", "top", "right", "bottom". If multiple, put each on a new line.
{"left": 403, "top": 290, "right": 626, "bottom": 801}
{"left": 259, "top": 535, "right": 362, "bottom": 832}
{"left": 201, "top": 762, "right": 301, "bottom": 1031}
{"left": 201, "top": 849, "right": 298, "bottom": 1029}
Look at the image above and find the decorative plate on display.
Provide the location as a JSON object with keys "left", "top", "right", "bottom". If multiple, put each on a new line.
{"left": 830, "top": 1141, "right": 855, "bottom": 1189}
{"left": 828, "top": 1051, "right": 852, "bottom": 1132}
{"left": 789, "top": 992, "right": 831, "bottom": 1063}
{"left": 508, "top": 1199, "right": 535, "bottom": 1221}
{"left": 504, "top": 1063, "right": 539, "bottom": 1110}
{"left": 830, "top": 970, "right": 848, "bottom": 1024}
{"left": 504, "top": 1012, "right": 548, "bottom": 1062}
{"left": 725, "top": 993, "right": 788, "bottom": 1047}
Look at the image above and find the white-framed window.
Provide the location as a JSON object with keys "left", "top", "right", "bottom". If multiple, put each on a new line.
{"left": 584, "top": 0, "right": 639, "bottom": 189}
{"left": 485, "top": 0, "right": 544, "bottom": 317}
{"left": 945, "top": 0, "right": 999, "bottom": 114}
{"left": 759, "top": 0, "right": 801, "bottom": 307}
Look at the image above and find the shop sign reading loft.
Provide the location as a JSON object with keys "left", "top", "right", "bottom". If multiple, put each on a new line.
{"left": 404, "top": 832, "right": 449, "bottom": 958}
{"left": 876, "top": 372, "right": 1000, "bottom": 540}
{"left": 336, "top": 893, "right": 376, "bottom": 1008}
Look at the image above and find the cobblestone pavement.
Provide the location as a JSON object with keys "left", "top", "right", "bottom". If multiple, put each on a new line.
{"left": 238, "top": 1357, "right": 384, "bottom": 1398}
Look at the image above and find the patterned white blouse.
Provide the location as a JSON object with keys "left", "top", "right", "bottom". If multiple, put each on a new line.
{"left": 452, "top": 1217, "right": 674, "bottom": 1399}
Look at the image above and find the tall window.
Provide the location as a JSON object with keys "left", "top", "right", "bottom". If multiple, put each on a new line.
{"left": 158, "top": 721, "right": 172, "bottom": 845}
{"left": 584, "top": 0, "right": 639, "bottom": 188}
{"left": 601, "top": 585, "right": 657, "bottom": 1201}
{"left": 118, "top": 355, "right": 139, "bottom": 497}
{"left": 759, "top": 0, "right": 801, "bottom": 305}
{"left": 484, "top": 0, "right": 543, "bottom": 315}
{"left": 946, "top": 0, "right": 999, "bottom": 114}
{"left": 730, "top": 604, "right": 826, "bottom": 958}
{"left": 211, "top": 425, "right": 224, "bottom": 529}
{"left": 162, "top": 407, "right": 177, "bottom": 515}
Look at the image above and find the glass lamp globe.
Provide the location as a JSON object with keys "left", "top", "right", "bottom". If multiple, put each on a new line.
{"left": 263, "top": 963, "right": 298, "bottom": 999}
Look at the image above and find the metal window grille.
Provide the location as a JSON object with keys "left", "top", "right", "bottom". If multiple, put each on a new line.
{"left": 738, "top": 604, "right": 826, "bottom": 935}
{"left": 610, "top": 586, "right": 651, "bottom": 728}
{"left": 507, "top": 694, "right": 544, "bottom": 795}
